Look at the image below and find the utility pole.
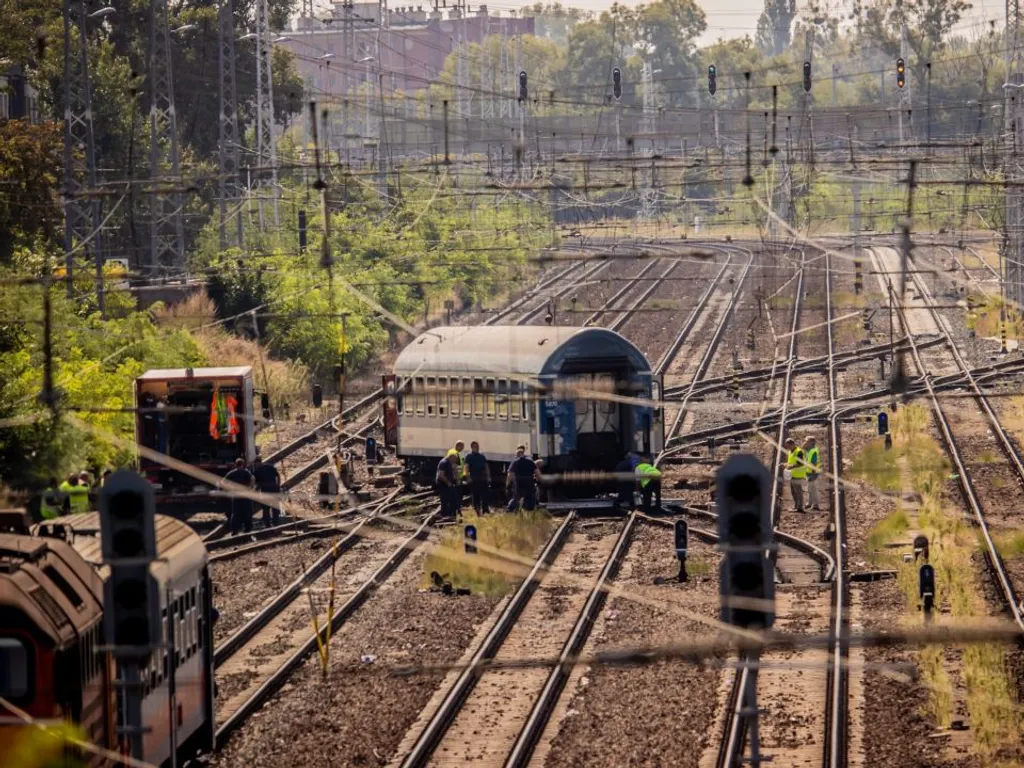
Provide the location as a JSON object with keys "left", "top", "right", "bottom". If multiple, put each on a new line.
{"left": 1005, "top": 0, "right": 1024, "bottom": 309}
{"left": 62, "top": 0, "right": 103, "bottom": 306}
{"left": 148, "top": 0, "right": 185, "bottom": 279}
{"left": 255, "top": 0, "right": 279, "bottom": 229}
{"left": 899, "top": 23, "right": 911, "bottom": 144}
{"left": 218, "top": 0, "right": 243, "bottom": 249}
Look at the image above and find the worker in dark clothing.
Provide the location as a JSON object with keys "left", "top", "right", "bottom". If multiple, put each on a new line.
{"left": 506, "top": 445, "right": 538, "bottom": 512}
{"left": 223, "top": 458, "right": 255, "bottom": 535}
{"left": 635, "top": 454, "right": 663, "bottom": 514}
{"left": 464, "top": 441, "right": 491, "bottom": 515}
{"left": 252, "top": 456, "right": 282, "bottom": 527}
{"left": 436, "top": 452, "right": 460, "bottom": 519}
{"left": 614, "top": 453, "right": 637, "bottom": 511}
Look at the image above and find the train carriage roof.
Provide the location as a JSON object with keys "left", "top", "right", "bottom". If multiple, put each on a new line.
{"left": 393, "top": 325, "right": 652, "bottom": 378}
{"left": 33, "top": 512, "right": 208, "bottom": 590}
{"left": 0, "top": 533, "right": 105, "bottom": 645}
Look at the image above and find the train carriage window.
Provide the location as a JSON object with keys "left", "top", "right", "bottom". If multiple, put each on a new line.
{"left": 485, "top": 378, "right": 496, "bottom": 419}
{"left": 574, "top": 376, "right": 590, "bottom": 415}
{"left": 521, "top": 384, "right": 530, "bottom": 421}
{"left": 0, "top": 639, "right": 30, "bottom": 700}
{"left": 438, "top": 377, "right": 448, "bottom": 416}
{"left": 497, "top": 379, "right": 509, "bottom": 420}
{"left": 401, "top": 378, "right": 412, "bottom": 415}
{"left": 414, "top": 377, "right": 425, "bottom": 415}
{"left": 462, "top": 378, "right": 472, "bottom": 417}
{"left": 426, "top": 377, "right": 437, "bottom": 416}
{"left": 473, "top": 378, "right": 484, "bottom": 418}
{"left": 509, "top": 382, "right": 521, "bottom": 421}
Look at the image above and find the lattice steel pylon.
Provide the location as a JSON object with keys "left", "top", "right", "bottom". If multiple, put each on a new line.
{"left": 255, "top": 0, "right": 280, "bottom": 228}
{"left": 148, "top": 0, "right": 185, "bottom": 276}
{"left": 218, "top": 0, "right": 243, "bottom": 249}
{"left": 62, "top": 0, "right": 103, "bottom": 303}
{"left": 1004, "top": 0, "right": 1024, "bottom": 310}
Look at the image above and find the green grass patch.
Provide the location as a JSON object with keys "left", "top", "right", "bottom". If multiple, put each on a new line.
{"left": 992, "top": 530, "right": 1024, "bottom": 559}
{"left": 864, "top": 508, "right": 911, "bottom": 562}
{"left": 850, "top": 437, "right": 901, "bottom": 493}
{"left": 686, "top": 555, "right": 712, "bottom": 578}
{"left": 420, "top": 509, "right": 555, "bottom": 596}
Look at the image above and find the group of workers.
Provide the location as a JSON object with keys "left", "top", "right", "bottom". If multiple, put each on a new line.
{"left": 436, "top": 440, "right": 541, "bottom": 518}
{"left": 435, "top": 441, "right": 664, "bottom": 518}
{"left": 39, "top": 470, "right": 113, "bottom": 519}
{"left": 784, "top": 436, "right": 822, "bottom": 512}
{"left": 221, "top": 456, "right": 283, "bottom": 535}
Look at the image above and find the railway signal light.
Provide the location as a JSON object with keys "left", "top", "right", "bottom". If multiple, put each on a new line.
{"left": 896, "top": 58, "right": 905, "bottom": 88}
{"left": 717, "top": 454, "right": 775, "bottom": 629}
{"left": 464, "top": 524, "right": 478, "bottom": 554}
{"left": 674, "top": 520, "right": 689, "bottom": 582}
{"left": 802, "top": 61, "right": 811, "bottom": 92}
{"left": 518, "top": 70, "right": 528, "bottom": 101}
{"left": 298, "top": 209, "right": 307, "bottom": 252}
{"left": 312, "top": 384, "right": 323, "bottom": 408}
{"left": 919, "top": 563, "right": 935, "bottom": 621}
{"left": 913, "top": 534, "right": 929, "bottom": 561}
{"left": 100, "top": 471, "right": 160, "bottom": 657}
{"left": 612, "top": 67, "right": 622, "bottom": 100}
{"left": 708, "top": 64, "right": 717, "bottom": 96}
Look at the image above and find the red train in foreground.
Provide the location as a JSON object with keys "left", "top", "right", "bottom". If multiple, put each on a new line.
{"left": 0, "top": 510, "right": 215, "bottom": 766}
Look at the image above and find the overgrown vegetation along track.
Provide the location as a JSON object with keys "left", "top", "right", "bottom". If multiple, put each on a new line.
{"left": 213, "top": 498, "right": 438, "bottom": 747}
{"left": 869, "top": 246, "right": 1024, "bottom": 627}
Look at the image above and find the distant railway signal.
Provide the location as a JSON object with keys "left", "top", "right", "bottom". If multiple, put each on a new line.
{"left": 802, "top": 61, "right": 812, "bottom": 92}
{"left": 464, "top": 524, "right": 478, "bottom": 554}
{"left": 518, "top": 70, "right": 528, "bottom": 101}
{"left": 717, "top": 454, "right": 775, "bottom": 629}
{"left": 708, "top": 64, "right": 717, "bottom": 96}
{"left": 897, "top": 58, "right": 905, "bottom": 89}
{"left": 612, "top": 67, "right": 622, "bottom": 100}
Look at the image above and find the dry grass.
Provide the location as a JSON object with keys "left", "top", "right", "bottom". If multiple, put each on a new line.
{"left": 153, "top": 292, "right": 310, "bottom": 409}
{"left": 865, "top": 404, "right": 1022, "bottom": 756}
{"left": 421, "top": 509, "right": 555, "bottom": 596}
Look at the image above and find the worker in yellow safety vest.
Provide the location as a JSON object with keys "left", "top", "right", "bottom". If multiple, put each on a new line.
{"left": 58, "top": 474, "right": 90, "bottom": 514}
{"left": 784, "top": 439, "right": 807, "bottom": 512}
{"left": 39, "top": 478, "right": 65, "bottom": 520}
{"left": 804, "top": 436, "right": 822, "bottom": 511}
{"left": 635, "top": 455, "right": 663, "bottom": 514}
{"left": 446, "top": 440, "right": 467, "bottom": 512}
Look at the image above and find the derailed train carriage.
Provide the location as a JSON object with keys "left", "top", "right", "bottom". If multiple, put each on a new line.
{"left": 383, "top": 326, "right": 664, "bottom": 496}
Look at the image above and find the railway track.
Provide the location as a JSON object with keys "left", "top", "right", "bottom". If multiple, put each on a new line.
{"left": 213, "top": 496, "right": 440, "bottom": 747}
{"left": 869, "top": 245, "right": 1024, "bottom": 627}
{"left": 394, "top": 514, "right": 635, "bottom": 768}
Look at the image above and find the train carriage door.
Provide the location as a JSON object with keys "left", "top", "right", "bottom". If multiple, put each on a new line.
{"left": 382, "top": 375, "right": 399, "bottom": 447}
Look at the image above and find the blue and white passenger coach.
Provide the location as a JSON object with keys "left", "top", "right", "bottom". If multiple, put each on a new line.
{"left": 383, "top": 326, "right": 664, "bottom": 489}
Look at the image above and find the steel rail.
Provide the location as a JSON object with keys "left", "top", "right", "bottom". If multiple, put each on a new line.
{"left": 717, "top": 252, "right": 805, "bottom": 768}
{"left": 891, "top": 249, "right": 1024, "bottom": 628}
{"left": 515, "top": 260, "right": 613, "bottom": 325}
{"left": 823, "top": 252, "right": 849, "bottom": 768}
{"left": 608, "top": 259, "right": 682, "bottom": 332}
{"left": 214, "top": 508, "right": 440, "bottom": 748}
{"left": 504, "top": 512, "right": 638, "bottom": 768}
{"left": 654, "top": 250, "right": 732, "bottom": 375}
{"left": 582, "top": 258, "right": 664, "bottom": 326}
{"left": 398, "top": 513, "right": 577, "bottom": 768}
{"left": 662, "top": 250, "right": 754, "bottom": 446}
{"left": 212, "top": 492, "right": 422, "bottom": 668}
{"left": 485, "top": 260, "right": 592, "bottom": 326}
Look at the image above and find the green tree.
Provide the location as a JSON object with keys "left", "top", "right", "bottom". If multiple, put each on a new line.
{"left": 755, "top": 0, "right": 797, "bottom": 56}
{"left": 0, "top": 121, "right": 62, "bottom": 265}
{"left": 632, "top": 0, "right": 707, "bottom": 106}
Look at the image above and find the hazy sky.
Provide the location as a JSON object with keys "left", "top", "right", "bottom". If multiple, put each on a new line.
{"left": 328, "top": 0, "right": 1006, "bottom": 47}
